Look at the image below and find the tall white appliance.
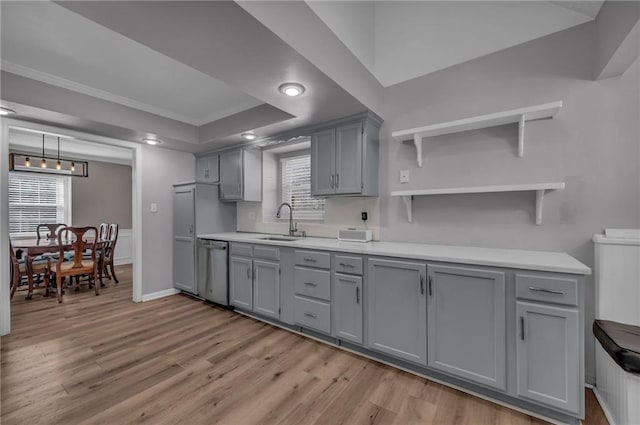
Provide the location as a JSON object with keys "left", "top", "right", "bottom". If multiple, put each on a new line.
{"left": 173, "top": 182, "right": 235, "bottom": 297}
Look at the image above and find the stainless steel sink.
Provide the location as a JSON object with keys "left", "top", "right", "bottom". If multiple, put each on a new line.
{"left": 257, "top": 236, "right": 300, "bottom": 241}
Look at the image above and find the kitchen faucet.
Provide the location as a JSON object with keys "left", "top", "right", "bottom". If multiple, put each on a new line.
{"left": 276, "top": 202, "right": 298, "bottom": 237}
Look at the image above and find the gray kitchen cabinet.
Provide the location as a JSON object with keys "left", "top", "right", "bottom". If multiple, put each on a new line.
{"left": 230, "top": 255, "right": 253, "bottom": 310}
{"left": 173, "top": 185, "right": 196, "bottom": 293}
{"left": 334, "top": 273, "right": 363, "bottom": 344}
{"left": 516, "top": 301, "right": 580, "bottom": 414}
{"left": 253, "top": 259, "right": 280, "bottom": 319}
{"left": 367, "top": 258, "right": 427, "bottom": 365}
{"left": 311, "top": 128, "right": 336, "bottom": 196}
{"left": 427, "top": 264, "right": 506, "bottom": 390}
{"left": 219, "top": 148, "right": 262, "bottom": 202}
{"left": 195, "top": 154, "right": 219, "bottom": 184}
{"left": 310, "top": 113, "right": 380, "bottom": 197}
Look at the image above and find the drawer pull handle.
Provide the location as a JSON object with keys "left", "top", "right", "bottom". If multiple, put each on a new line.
{"left": 303, "top": 258, "right": 317, "bottom": 263}
{"left": 528, "top": 286, "right": 564, "bottom": 295}
{"left": 304, "top": 312, "right": 317, "bottom": 319}
{"left": 303, "top": 282, "right": 317, "bottom": 287}
{"left": 339, "top": 262, "right": 355, "bottom": 268}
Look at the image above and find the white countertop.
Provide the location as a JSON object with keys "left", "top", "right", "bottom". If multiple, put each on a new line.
{"left": 198, "top": 232, "right": 591, "bottom": 276}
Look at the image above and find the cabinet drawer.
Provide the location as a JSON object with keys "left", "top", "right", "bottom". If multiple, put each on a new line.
{"left": 335, "top": 255, "right": 363, "bottom": 275}
{"left": 294, "top": 267, "right": 331, "bottom": 301}
{"left": 516, "top": 274, "right": 578, "bottom": 306}
{"left": 253, "top": 245, "right": 280, "bottom": 261}
{"left": 230, "top": 243, "right": 252, "bottom": 257}
{"left": 294, "top": 250, "right": 330, "bottom": 269}
{"left": 294, "top": 296, "right": 331, "bottom": 334}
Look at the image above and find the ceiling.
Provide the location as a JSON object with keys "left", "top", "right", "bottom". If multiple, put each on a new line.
{"left": 0, "top": 1, "right": 606, "bottom": 152}
{"left": 306, "top": 1, "right": 604, "bottom": 87}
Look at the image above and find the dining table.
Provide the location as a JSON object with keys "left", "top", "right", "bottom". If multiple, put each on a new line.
{"left": 12, "top": 237, "right": 108, "bottom": 299}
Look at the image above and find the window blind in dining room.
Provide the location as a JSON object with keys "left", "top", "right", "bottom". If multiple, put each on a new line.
{"left": 8, "top": 173, "right": 69, "bottom": 235}
{"left": 280, "top": 154, "right": 324, "bottom": 221}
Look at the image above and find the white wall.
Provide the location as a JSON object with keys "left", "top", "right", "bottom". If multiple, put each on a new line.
{"left": 379, "top": 23, "right": 640, "bottom": 383}
{"left": 139, "top": 145, "right": 194, "bottom": 296}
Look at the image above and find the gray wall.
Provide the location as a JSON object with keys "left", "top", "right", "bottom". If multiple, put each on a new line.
{"left": 379, "top": 22, "right": 640, "bottom": 384}
{"left": 72, "top": 160, "right": 132, "bottom": 228}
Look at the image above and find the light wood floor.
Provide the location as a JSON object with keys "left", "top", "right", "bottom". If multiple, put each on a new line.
{"left": 1, "top": 265, "right": 608, "bottom": 425}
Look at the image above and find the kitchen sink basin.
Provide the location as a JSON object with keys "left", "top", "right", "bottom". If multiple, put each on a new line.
{"left": 257, "top": 236, "right": 301, "bottom": 241}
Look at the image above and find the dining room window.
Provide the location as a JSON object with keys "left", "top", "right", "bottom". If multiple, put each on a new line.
{"left": 8, "top": 173, "right": 71, "bottom": 237}
{"left": 280, "top": 154, "right": 324, "bottom": 221}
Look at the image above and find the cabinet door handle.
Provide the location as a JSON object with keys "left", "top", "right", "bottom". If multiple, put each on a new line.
{"left": 303, "top": 258, "right": 317, "bottom": 263}
{"left": 339, "top": 262, "right": 355, "bottom": 268}
{"left": 356, "top": 286, "right": 360, "bottom": 304}
{"left": 336, "top": 173, "right": 339, "bottom": 188}
{"left": 247, "top": 267, "right": 251, "bottom": 279}
{"left": 330, "top": 174, "right": 335, "bottom": 189}
{"left": 420, "top": 275, "right": 424, "bottom": 295}
{"left": 303, "top": 282, "right": 317, "bottom": 287}
{"left": 237, "top": 183, "right": 241, "bottom": 193}
{"left": 520, "top": 316, "right": 525, "bottom": 341}
{"left": 428, "top": 276, "right": 433, "bottom": 296}
{"left": 204, "top": 169, "right": 209, "bottom": 178}
{"left": 528, "top": 286, "right": 564, "bottom": 295}
{"left": 304, "top": 312, "right": 317, "bottom": 319}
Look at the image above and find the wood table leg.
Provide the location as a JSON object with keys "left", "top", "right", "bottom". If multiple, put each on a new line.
{"left": 25, "top": 255, "right": 35, "bottom": 300}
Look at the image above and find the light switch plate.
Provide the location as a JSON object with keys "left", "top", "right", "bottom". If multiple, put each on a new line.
{"left": 400, "top": 169, "right": 410, "bottom": 183}
{"left": 150, "top": 203, "right": 158, "bottom": 213}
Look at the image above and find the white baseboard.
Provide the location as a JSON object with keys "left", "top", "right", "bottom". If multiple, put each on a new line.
{"left": 593, "top": 387, "right": 617, "bottom": 425}
{"left": 141, "top": 288, "right": 180, "bottom": 302}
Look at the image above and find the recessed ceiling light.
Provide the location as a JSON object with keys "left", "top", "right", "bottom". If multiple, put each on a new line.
{"left": 278, "top": 82, "right": 305, "bottom": 97}
{"left": 241, "top": 132, "right": 257, "bottom": 141}
{"left": 0, "top": 107, "right": 17, "bottom": 116}
{"left": 143, "top": 138, "right": 160, "bottom": 145}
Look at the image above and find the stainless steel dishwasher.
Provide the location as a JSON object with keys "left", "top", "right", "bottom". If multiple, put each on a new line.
{"left": 197, "top": 239, "right": 229, "bottom": 306}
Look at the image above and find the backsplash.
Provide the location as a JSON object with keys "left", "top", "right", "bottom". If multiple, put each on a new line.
{"left": 236, "top": 196, "right": 380, "bottom": 240}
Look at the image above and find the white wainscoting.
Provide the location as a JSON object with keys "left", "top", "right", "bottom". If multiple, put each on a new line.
{"left": 115, "top": 228, "right": 133, "bottom": 265}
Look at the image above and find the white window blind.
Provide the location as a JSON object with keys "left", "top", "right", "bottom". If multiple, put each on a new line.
{"left": 8, "top": 173, "right": 70, "bottom": 236}
{"left": 281, "top": 155, "right": 324, "bottom": 220}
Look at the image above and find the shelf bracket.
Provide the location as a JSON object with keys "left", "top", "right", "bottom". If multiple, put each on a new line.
{"left": 518, "top": 114, "right": 525, "bottom": 157}
{"left": 535, "top": 189, "right": 545, "bottom": 225}
{"left": 413, "top": 134, "right": 423, "bottom": 167}
{"left": 401, "top": 195, "right": 413, "bottom": 223}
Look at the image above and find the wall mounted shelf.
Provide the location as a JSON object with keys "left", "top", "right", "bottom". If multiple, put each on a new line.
{"left": 391, "top": 182, "right": 565, "bottom": 224}
{"left": 392, "top": 101, "right": 563, "bottom": 167}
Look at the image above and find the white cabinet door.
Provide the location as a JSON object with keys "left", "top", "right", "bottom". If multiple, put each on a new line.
{"left": 311, "top": 129, "right": 336, "bottom": 196}
{"left": 220, "top": 150, "right": 243, "bottom": 200}
{"left": 173, "top": 187, "right": 196, "bottom": 293}
{"left": 516, "top": 301, "right": 580, "bottom": 414}
{"left": 335, "top": 123, "right": 362, "bottom": 194}
{"left": 253, "top": 260, "right": 280, "bottom": 319}
{"left": 230, "top": 256, "right": 253, "bottom": 310}
{"left": 368, "top": 258, "right": 427, "bottom": 365}
{"left": 334, "top": 273, "right": 363, "bottom": 344}
{"left": 427, "top": 264, "right": 506, "bottom": 390}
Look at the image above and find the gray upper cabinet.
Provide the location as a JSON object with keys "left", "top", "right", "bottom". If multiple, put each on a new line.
{"left": 195, "top": 154, "right": 219, "bottom": 184}
{"left": 334, "top": 273, "right": 363, "bottom": 344}
{"left": 367, "top": 258, "right": 427, "bottom": 365}
{"left": 516, "top": 301, "right": 580, "bottom": 414}
{"left": 230, "top": 255, "right": 253, "bottom": 310}
{"left": 253, "top": 259, "right": 280, "bottom": 319}
{"left": 219, "top": 148, "right": 262, "bottom": 202}
{"left": 311, "top": 129, "right": 336, "bottom": 196}
{"left": 173, "top": 186, "right": 196, "bottom": 294}
{"left": 310, "top": 114, "right": 380, "bottom": 197}
{"left": 427, "top": 264, "right": 506, "bottom": 391}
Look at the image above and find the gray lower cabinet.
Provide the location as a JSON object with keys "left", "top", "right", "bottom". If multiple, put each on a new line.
{"left": 516, "top": 301, "right": 580, "bottom": 414}
{"left": 427, "top": 264, "right": 507, "bottom": 390}
{"left": 334, "top": 273, "right": 363, "bottom": 344}
{"left": 367, "top": 258, "right": 427, "bottom": 365}
{"left": 253, "top": 260, "right": 280, "bottom": 319}
{"left": 230, "top": 256, "right": 253, "bottom": 310}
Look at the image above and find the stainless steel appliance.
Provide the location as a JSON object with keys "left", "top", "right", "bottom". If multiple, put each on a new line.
{"left": 197, "top": 239, "right": 229, "bottom": 305}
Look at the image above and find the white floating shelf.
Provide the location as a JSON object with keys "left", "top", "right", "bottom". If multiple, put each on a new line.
{"left": 392, "top": 101, "right": 563, "bottom": 167}
{"left": 391, "top": 182, "right": 565, "bottom": 224}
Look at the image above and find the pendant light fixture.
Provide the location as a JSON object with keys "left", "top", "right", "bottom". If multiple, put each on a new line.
{"left": 9, "top": 130, "right": 89, "bottom": 177}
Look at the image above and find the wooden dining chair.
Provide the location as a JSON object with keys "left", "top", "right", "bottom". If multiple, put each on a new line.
{"left": 49, "top": 226, "right": 99, "bottom": 303}
{"left": 36, "top": 223, "right": 67, "bottom": 241}
{"left": 98, "top": 223, "right": 109, "bottom": 241}
{"left": 101, "top": 223, "right": 119, "bottom": 284}
{"left": 9, "top": 241, "right": 50, "bottom": 300}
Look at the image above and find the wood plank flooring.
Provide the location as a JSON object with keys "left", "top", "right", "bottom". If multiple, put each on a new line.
{"left": 1, "top": 265, "right": 608, "bottom": 425}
